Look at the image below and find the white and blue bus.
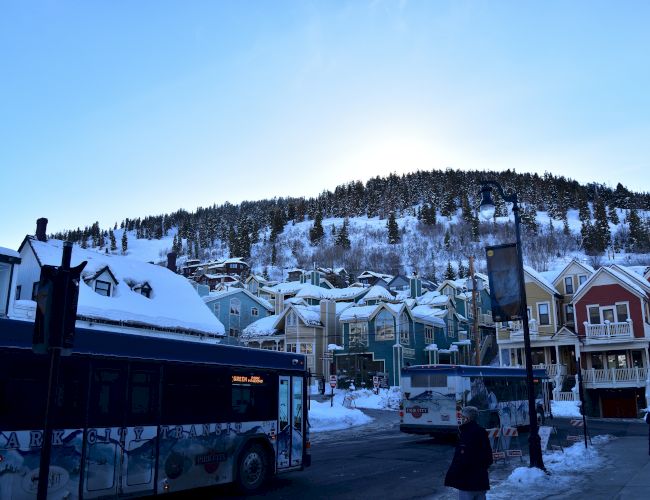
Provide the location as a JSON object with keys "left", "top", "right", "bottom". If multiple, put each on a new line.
{"left": 0, "top": 317, "right": 310, "bottom": 498}
{"left": 400, "top": 365, "right": 550, "bottom": 436}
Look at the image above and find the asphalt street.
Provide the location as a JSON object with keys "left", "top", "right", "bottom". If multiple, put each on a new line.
{"left": 172, "top": 410, "right": 649, "bottom": 499}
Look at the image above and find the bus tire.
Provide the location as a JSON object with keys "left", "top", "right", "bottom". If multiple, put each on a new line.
{"left": 237, "top": 442, "right": 270, "bottom": 493}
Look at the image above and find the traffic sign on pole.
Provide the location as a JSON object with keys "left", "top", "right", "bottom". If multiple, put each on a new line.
{"left": 329, "top": 375, "right": 337, "bottom": 388}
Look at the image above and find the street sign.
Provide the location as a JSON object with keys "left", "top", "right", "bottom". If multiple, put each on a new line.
{"left": 372, "top": 376, "right": 379, "bottom": 388}
{"left": 329, "top": 375, "right": 337, "bottom": 388}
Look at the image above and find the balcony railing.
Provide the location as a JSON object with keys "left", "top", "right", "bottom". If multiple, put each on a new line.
{"left": 581, "top": 367, "right": 648, "bottom": 387}
{"left": 478, "top": 313, "right": 494, "bottom": 326}
{"left": 509, "top": 319, "right": 542, "bottom": 339}
{"left": 554, "top": 391, "right": 578, "bottom": 402}
{"left": 533, "top": 363, "right": 567, "bottom": 378}
{"left": 584, "top": 320, "right": 633, "bottom": 340}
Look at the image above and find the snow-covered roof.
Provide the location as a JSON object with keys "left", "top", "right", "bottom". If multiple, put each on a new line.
{"left": 294, "top": 283, "right": 367, "bottom": 301}
{"left": 416, "top": 291, "right": 449, "bottom": 306}
{"left": 524, "top": 265, "right": 561, "bottom": 296}
{"left": 0, "top": 246, "right": 20, "bottom": 259}
{"left": 263, "top": 281, "right": 307, "bottom": 295}
{"left": 339, "top": 304, "right": 381, "bottom": 322}
{"left": 361, "top": 285, "right": 394, "bottom": 302}
{"left": 202, "top": 287, "right": 273, "bottom": 311}
{"left": 292, "top": 305, "right": 322, "bottom": 326}
{"left": 410, "top": 305, "right": 447, "bottom": 327}
{"left": 357, "top": 270, "right": 393, "bottom": 281}
{"left": 573, "top": 264, "right": 650, "bottom": 301}
{"left": 23, "top": 238, "right": 225, "bottom": 336}
{"left": 241, "top": 314, "right": 281, "bottom": 339}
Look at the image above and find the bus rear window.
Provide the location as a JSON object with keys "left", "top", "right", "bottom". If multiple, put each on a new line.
{"left": 410, "top": 374, "right": 447, "bottom": 388}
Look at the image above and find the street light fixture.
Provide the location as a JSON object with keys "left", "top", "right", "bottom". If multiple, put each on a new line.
{"left": 479, "top": 180, "right": 546, "bottom": 471}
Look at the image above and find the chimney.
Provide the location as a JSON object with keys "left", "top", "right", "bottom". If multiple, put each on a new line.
{"left": 35, "top": 218, "right": 48, "bottom": 242}
{"left": 167, "top": 252, "right": 177, "bottom": 273}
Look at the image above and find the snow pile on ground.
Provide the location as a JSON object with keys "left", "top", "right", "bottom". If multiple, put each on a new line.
{"left": 308, "top": 400, "right": 373, "bottom": 432}
{"left": 551, "top": 400, "right": 582, "bottom": 417}
{"left": 334, "top": 387, "right": 402, "bottom": 411}
{"left": 488, "top": 436, "right": 614, "bottom": 499}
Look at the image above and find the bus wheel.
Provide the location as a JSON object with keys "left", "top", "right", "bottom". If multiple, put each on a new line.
{"left": 237, "top": 443, "right": 269, "bottom": 493}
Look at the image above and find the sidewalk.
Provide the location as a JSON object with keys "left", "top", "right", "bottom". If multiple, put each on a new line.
{"left": 575, "top": 436, "right": 650, "bottom": 499}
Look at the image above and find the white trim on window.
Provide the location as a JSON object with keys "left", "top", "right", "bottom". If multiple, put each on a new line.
{"left": 564, "top": 276, "right": 574, "bottom": 295}
{"left": 537, "top": 302, "right": 551, "bottom": 326}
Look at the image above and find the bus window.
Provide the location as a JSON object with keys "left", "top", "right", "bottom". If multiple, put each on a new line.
{"left": 162, "top": 364, "right": 227, "bottom": 424}
{"left": 89, "top": 365, "right": 126, "bottom": 427}
{"left": 231, "top": 371, "right": 275, "bottom": 422}
{"left": 127, "top": 367, "right": 159, "bottom": 425}
{"left": 411, "top": 373, "right": 447, "bottom": 388}
{"left": 0, "top": 351, "right": 48, "bottom": 429}
{"left": 54, "top": 357, "right": 88, "bottom": 428}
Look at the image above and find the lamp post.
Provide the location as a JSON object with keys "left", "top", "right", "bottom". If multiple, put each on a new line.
{"left": 479, "top": 180, "right": 545, "bottom": 471}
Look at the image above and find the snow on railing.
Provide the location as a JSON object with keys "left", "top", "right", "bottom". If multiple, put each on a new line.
{"left": 584, "top": 320, "right": 633, "bottom": 339}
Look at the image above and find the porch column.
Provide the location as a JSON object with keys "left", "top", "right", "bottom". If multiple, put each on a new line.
{"left": 392, "top": 344, "right": 403, "bottom": 387}
{"left": 498, "top": 348, "right": 503, "bottom": 367}
{"left": 574, "top": 342, "right": 582, "bottom": 402}
{"left": 555, "top": 344, "right": 560, "bottom": 367}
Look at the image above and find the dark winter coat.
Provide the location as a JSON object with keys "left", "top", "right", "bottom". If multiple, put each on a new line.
{"left": 444, "top": 421, "right": 493, "bottom": 492}
{"left": 646, "top": 412, "right": 650, "bottom": 456}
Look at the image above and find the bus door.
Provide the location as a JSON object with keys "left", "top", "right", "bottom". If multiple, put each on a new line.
{"left": 277, "top": 376, "right": 304, "bottom": 469}
{"left": 83, "top": 364, "right": 157, "bottom": 499}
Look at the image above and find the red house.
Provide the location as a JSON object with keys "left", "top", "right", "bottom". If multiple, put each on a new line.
{"left": 571, "top": 264, "right": 650, "bottom": 417}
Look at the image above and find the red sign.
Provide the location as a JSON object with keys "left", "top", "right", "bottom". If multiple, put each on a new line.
{"left": 405, "top": 406, "right": 429, "bottom": 419}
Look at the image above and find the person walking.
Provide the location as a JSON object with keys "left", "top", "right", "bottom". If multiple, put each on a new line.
{"left": 646, "top": 410, "right": 650, "bottom": 456}
{"left": 444, "top": 406, "right": 493, "bottom": 500}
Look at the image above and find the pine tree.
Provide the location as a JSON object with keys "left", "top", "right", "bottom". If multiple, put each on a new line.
{"left": 471, "top": 214, "right": 480, "bottom": 242}
{"left": 121, "top": 230, "right": 128, "bottom": 254}
{"left": 444, "top": 229, "right": 451, "bottom": 250}
{"left": 309, "top": 212, "right": 325, "bottom": 245}
{"left": 422, "top": 203, "right": 437, "bottom": 225}
{"left": 457, "top": 260, "right": 467, "bottom": 278}
{"left": 628, "top": 208, "right": 647, "bottom": 251}
{"left": 271, "top": 244, "right": 277, "bottom": 266}
{"left": 335, "top": 218, "right": 351, "bottom": 249}
{"left": 387, "top": 212, "right": 400, "bottom": 244}
{"left": 109, "top": 230, "right": 117, "bottom": 252}
{"left": 269, "top": 209, "right": 285, "bottom": 243}
{"left": 444, "top": 261, "right": 456, "bottom": 281}
{"left": 607, "top": 205, "right": 619, "bottom": 225}
{"left": 592, "top": 197, "right": 611, "bottom": 253}
{"left": 228, "top": 225, "right": 239, "bottom": 257}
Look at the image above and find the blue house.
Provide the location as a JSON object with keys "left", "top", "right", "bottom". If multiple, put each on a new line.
{"left": 203, "top": 288, "right": 273, "bottom": 344}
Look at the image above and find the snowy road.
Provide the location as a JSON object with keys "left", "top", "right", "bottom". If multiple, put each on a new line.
{"left": 169, "top": 412, "right": 648, "bottom": 499}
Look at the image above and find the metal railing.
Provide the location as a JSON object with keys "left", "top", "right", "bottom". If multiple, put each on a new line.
{"left": 478, "top": 313, "right": 494, "bottom": 326}
{"left": 584, "top": 320, "right": 633, "bottom": 339}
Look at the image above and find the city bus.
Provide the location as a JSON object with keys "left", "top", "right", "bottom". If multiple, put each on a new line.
{"left": 399, "top": 365, "right": 550, "bottom": 436}
{"left": 0, "top": 317, "right": 310, "bottom": 499}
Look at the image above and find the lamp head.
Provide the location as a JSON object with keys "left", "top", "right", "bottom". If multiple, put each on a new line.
{"left": 479, "top": 185, "right": 496, "bottom": 220}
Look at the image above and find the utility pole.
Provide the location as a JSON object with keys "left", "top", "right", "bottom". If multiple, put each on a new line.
{"left": 469, "top": 256, "right": 480, "bottom": 366}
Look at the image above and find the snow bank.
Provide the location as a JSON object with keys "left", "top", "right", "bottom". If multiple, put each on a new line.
{"left": 488, "top": 436, "right": 614, "bottom": 499}
{"left": 308, "top": 400, "right": 373, "bottom": 432}
{"left": 551, "top": 400, "right": 582, "bottom": 418}
{"left": 335, "top": 387, "right": 402, "bottom": 411}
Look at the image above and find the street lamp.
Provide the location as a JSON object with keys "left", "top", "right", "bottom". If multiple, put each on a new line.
{"left": 479, "top": 180, "right": 546, "bottom": 471}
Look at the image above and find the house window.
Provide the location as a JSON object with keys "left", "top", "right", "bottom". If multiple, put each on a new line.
{"left": 230, "top": 298, "right": 240, "bottom": 316}
{"left": 95, "top": 280, "right": 111, "bottom": 297}
{"left": 213, "top": 303, "right": 220, "bottom": 316}
{"left": 15, "top": 285, "right": 21, "bottom": 300}
{"left": 537, "top": 303, "right": 550, "bottom": 325}
{"left": 615, "top": 303, "right": 629, "bottom": 323}
{"left": 287, "top": 312, "right": 296, "bottom": 327}
{"left": 31, "top": 282, "right": 39, "bottom": 301}
{"left": 375, "top": 311, "right": 395, "bottom": 341}
{"left": 300, "top": 344, "right": 314, "bottom": 355}
{"left": 588, "top": 306, "right": 600, "bottom": 324}
{"left": 602, "top": 307, "right": 615, "bottom": 323}
{"left": 286, "top": 343, "right": 297, "bottom": 353}
{"left": 564, "top": 277, "right": 574, "bottom": 294}
{"left": 399, "top": 313, "right": 409, "bottom": 345}
{"left": 578, "top": 275, "right": 588, "bottom": 286}
{"left": 565, "top": 304, "right": 574, "bottom": 324}
{"left": 349, "top": 322, "right": 368, "bottom": 347}
{"left": 229, "top": 327, "right": 239, "bottom": 338}
{"left": 251, "top": 307, "right": 259, "bottom": 317}
{"left": 424, "top": 326, "right": 434, "bottom": 344}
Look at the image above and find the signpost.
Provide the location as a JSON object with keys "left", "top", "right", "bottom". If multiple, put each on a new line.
{"left": 329, "top": 375, "right": 337, "bottom": 407}
{"left": 372, "top": 375, "right": 379, "bottom": 393}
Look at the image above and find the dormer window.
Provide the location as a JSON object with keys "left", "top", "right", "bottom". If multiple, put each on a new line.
{"left": 95, "top": 280, "right": 112, "bottom": 297}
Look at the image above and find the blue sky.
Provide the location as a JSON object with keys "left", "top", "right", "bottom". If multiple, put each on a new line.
{"left": 2, "top": 0, "right": 649, "bottom": 248}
